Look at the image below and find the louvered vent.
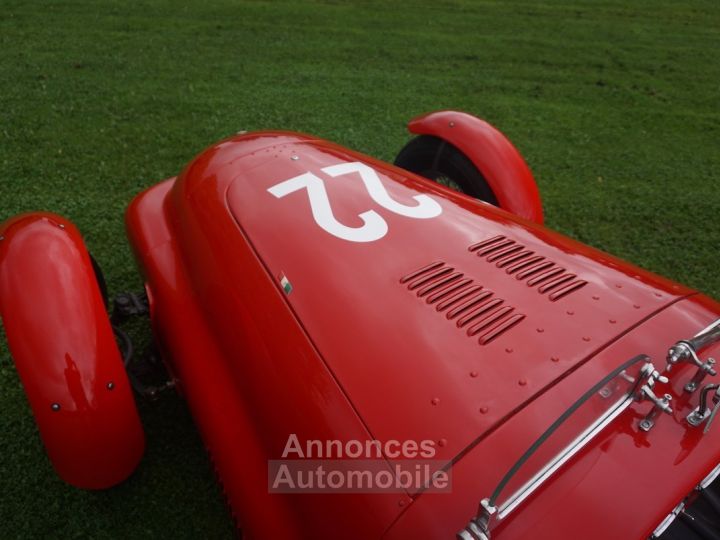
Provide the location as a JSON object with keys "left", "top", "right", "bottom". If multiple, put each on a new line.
{"left": 468, "top": 235, "right": 588, "bottom": 301}
{"left": 400, "top": 262, "right": 525, "bottom": 345}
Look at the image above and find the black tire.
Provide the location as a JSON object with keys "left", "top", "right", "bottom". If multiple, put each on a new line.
{"left": 394, "top": 135, "right": 499, "bottom": 205}
{"left": 89, "top": 253, "right": 109, "bottom": 309}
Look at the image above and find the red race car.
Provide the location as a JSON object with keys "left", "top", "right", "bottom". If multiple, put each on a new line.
{"left": 1, "top": 111, "right": 719, "bottom": 539}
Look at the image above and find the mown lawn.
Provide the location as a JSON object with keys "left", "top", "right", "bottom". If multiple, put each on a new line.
{"left": 1, "top": 1, "right": 718, "bottom": 537}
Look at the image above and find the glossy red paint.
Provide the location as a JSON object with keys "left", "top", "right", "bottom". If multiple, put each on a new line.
{"left": 0, "top": 213, "right": 144, "bottom": 489}
{"left": 122, "top": 129, "right": 719, "bottom": 538}
{"left": 127, "top": 179, "right": 409, "bottom": 539}
{"left": 387, "top": 296, "right": 720, "bottom": 540}
{"left": 407, "top": 110, "right": 544, "bottom": 224}
{"left": 221, "top": 133, "right": 691, "bottom": 476}
{"left": 3, "top": 115, "right": 717, "bottom": 537}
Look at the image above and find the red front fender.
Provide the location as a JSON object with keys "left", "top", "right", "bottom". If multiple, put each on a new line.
{"left": 407, "top": 110, "right": 544, "bottom": 224}
{"left": 0, "top": 213, "right": 144, "bottom": 489}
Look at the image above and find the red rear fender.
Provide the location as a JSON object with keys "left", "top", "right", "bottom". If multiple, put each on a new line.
{"left": 407, "top": 110, "right": 544, "bottom": 224}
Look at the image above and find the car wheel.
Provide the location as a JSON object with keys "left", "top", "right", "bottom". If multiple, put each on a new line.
{"left": 89, "top": 253, "right": 109, "bottom": 309}
{"left": 394, "top": 135, "right": 499, "bottom": 205}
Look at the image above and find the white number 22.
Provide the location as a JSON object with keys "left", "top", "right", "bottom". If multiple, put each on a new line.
{"left": 267, "top": 162, "right": 442, "bottom": 243}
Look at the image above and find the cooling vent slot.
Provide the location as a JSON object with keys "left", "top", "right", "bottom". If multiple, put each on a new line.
{"left": 468, "top": 235, "right": 588, "bottom": 301}
{"left": 400, "top": 262, "right": 525, "bottom": 345}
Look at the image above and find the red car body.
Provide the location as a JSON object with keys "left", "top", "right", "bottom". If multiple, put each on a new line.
{"left": 1, "top": 111, "right": 719, "bottom": 539}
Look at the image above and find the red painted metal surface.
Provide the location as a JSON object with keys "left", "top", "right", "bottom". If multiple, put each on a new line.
{"left": 219, "top": 132, "right": 692, "bottom": 475}
{"left": 123, "top": 130, "right": 720, "bottom": 538}
{"left": 407, "top": 110, "right": 544, "bottom": 224}
{"left": 0, "top": 213, "right": 144, "bottom": 489}
{"left": 127, "top": 179, "right": 409, "bottom": 539}
{"left": 387, "top": 296, "right": 720, "bottom": 540}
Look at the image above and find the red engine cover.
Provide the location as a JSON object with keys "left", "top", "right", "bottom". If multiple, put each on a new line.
{"left": 127, "top": 131, "right": 720, "bottom": 539}
{"left": 200, "top": 132, "right": 691, "bottom": 467}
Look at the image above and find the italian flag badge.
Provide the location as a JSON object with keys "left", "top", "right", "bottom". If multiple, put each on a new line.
{"left": 279, "top": 273, "right": 293, "bottom": 295}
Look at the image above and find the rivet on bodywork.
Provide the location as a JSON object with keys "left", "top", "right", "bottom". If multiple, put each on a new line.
{"left": 438, "top": 438, "right": 447, "bottom": 447}
{"left": 592, "top": 295, "right": 600, "bottom": 300}
{"left": 536, "top": 327, "right": 544, "bottom": 333}
{"left": 566, "top": 310, "right": 574, "bottom": 315}
{"left": 505, "top": 347, "right": 513, "bottom": 353}
{"left": 609, "top": 319, "right": 617, "bottom": 324}
{"left": 551, "top": 356, "right": 560, "bottom": 362}
{"left": 449, "top": 121, "right": 455, "bottom": 128}
{"left": 58, "top": 223, "right": 65, "bottom": 229}
{"left": 518, "top": 378, "right": 528, "bottom": 386}
{"left": 633, "top": 304, "right": 641, "bottom": 309}
{"left": 431, "top": 397, "right": 440, "bottom": 406}
{"left": 291, "top": 155, "right": 299, "bottom": 161}
{"left": 51, "top": 403, "right": 60, "bottom": 412}
{"left": 470, "top": 371, "right": 479, "bottom": 378}
{"left": 0, "top": 235, "right": 4, "bottom": 241}
{"left": 583, "top": 336, "right": 591, "bottom": 342}
{"left": 479, "top": 406, "right": 489, "bottom": 414}
{"left": 106, "top": 382, "right": 115, "bottom": 390}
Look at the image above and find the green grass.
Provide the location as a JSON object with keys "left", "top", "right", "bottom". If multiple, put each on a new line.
{"left": 1, "top": 1, "right": 718, "bottom": 537}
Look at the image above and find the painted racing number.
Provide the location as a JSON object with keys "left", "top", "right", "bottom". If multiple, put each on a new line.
{"left": 267, "top": 162, "right": 442, "bottom": 242}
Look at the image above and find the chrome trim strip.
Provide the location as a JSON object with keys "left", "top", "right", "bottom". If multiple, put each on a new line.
{"left": 695, "top": 318, "right": 720, "bottom": 338}
{"left": 699, "top": 462, "right": 720, "bottom": 489}
{"left": 651, "top": 461, "right": 720, "bottom": 537}
{"left": 651, "top": 501, "right": 685, "bottom": 538}
{"left": 496, "top": 394, "right": 633, "bottom": 520}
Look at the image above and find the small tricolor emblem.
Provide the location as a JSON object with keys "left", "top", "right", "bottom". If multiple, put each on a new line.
{"left": 279, "top": 274, "right": 293, "bottom": 295}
